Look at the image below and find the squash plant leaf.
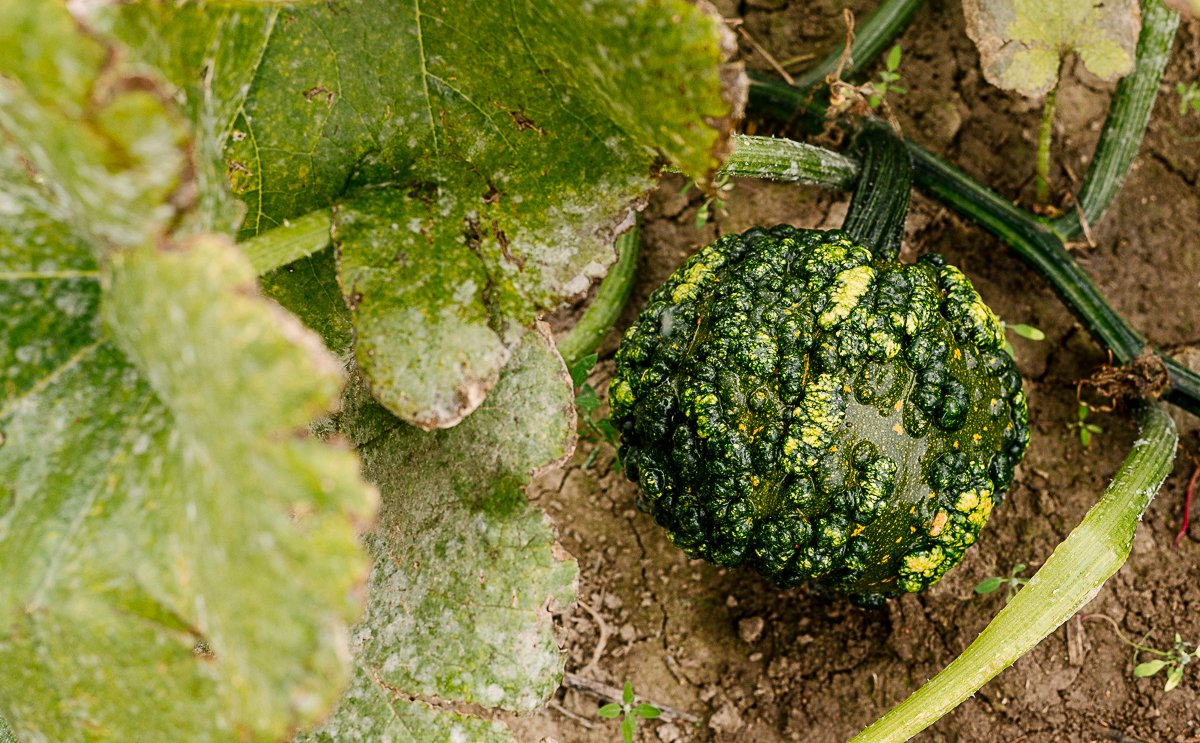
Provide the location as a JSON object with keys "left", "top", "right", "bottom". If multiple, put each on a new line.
{"left": 89, "top": 0, "right": 746, "bottom": 429}
{"left": 0, "top": 3, "right": 376, "bottom": 740}
{"left": 962, "top": 0, "right": 1141, "bottom": 97}
{"left": 298, "top": 326, "right": 578, "bottom": 738}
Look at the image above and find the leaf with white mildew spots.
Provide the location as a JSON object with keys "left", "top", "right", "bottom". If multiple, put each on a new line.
{"left": 88, "top": 0, "right": 746, "bottom": 429}
{"left": 297, "top": 690, "right": 518, "bottom": 743}
{"left": 295, "top": 326, "right": 577, "bottom": 740}
{"left": 0, "top": 3, "right": 375, "bottom": 740}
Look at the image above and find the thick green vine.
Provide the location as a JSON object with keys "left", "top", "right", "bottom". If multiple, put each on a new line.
{"left": 907, "top": 144, "right": 1200, "bottom": 417}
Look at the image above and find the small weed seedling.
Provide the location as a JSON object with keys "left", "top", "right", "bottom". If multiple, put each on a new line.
{"left": 1178, "top": 82, "right": 1200, "bottom": 117}
{"left": 1000, "top": 321, "right": 1045, "bottom": 358}
{"left": 1086, "top": 615, "right": 1196, "bottom": 693}
{"left": 598, "top": 681, "right": 661, "bottom": 742}
{"left": 1070, "top": 403, "right": 1104, "bottom": 449}
{"left": 1132, "top": 634, "right": 1196, "bottom": 692}
{"left": 868, "top": 44, "right": 907, "bottom": 109}
{"left": 828, "top": 43, "right": 907, "bottom": 124}
{"left": 974, "top": 563, "right": 1029, "bottom": 602}
{"left": 569, "top": 353, "right": 622, "bottom": 470}
{"left": 680, "top": 173, "right": 735, "bottom": 230}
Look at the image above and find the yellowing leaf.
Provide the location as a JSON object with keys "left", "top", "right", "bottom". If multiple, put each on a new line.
{"left": 0, "top": 0, "right": 188, "bottom": 251}
{"left": 297, "top": 693, "right": 517, "bottom": 743}
{"left": 963, "top": 0, "right": 1141, "bottom": 97}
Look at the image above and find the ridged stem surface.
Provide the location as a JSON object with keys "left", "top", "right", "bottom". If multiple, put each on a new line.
{"left": 842, "top": 123, "right": 911, "bottom": 261}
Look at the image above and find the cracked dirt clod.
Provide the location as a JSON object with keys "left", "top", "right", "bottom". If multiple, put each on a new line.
{"left": 738, "top": 617, "right": 765, "bottom": 645}
{"left": 709, "top": 702, "right": 745, "bottom": 735}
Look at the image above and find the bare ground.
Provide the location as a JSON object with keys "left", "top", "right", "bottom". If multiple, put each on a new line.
{"left": 511, "top": 2, "right": 1200, "bottom": 741}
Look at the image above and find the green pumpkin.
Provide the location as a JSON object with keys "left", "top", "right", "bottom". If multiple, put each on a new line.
{"left": 610, "top": 225, "right": 1029, "bottom": 606}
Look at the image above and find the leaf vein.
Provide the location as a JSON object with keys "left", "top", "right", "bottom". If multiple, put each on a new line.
{"left": 426, "top": 73, "right": 518, "bottom": 155}
{"left": 413, "top": 0, "right": 441, "bottom": 156}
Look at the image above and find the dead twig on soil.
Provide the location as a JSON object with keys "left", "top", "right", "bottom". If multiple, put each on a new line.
{"left": 663, "top": 652, "right": 689, "bottom": 686}
{"left": 576, "top": 598, "right": 612, "bottom": 677}
{"left": 1066, "top": 614, "right": 1087, "bottom": 666}
{"left": 1098, "top": 730, "right": 1147, "bottom": 743}
{"left": 735, "top": 24, "right": 795, "bottom": 85}
{"left": 561, "top": 672, "right": 700, "bottom": 723}
{"left": 1072, "top": 199, "right": 1098, "bottom": 249}
{"left": 549, "top": 699, "right": 596, "bottom": 729}
{"left": 830, "top": 9, "right": 856, "bottom": 82}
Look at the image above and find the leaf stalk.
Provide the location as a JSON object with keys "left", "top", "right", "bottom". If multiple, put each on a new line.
{"left": 240, "top": 210, "right": 332, "bottom": 275}
{"left": 714, "top": 134, "right": 859, "bottom": 187}
{"left": 1035, "top": 81, "right": 1058, "bottom": 205}
{"left": 557, "top": 224, "right": 641, "bottom": 368}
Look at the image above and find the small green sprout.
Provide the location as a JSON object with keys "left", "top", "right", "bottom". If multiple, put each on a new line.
{"left": 1178, "top": 81, "right": 1200, "bottom": 117}
{"left": 1070, "top": 403, "right": 1104, "bottom": 448}
{"left": 1132, "top": 633, "right": 1195, "bottom": 693}
{"left": 682, "top": 173, "right": 734, "bottom": 230}
{"left": 1087, "top": 614, "right": 1196, "bottom": 693}
{"left": 568, "top": 353, "right": 621, "bottom": 470}
{"left": 867, "top": 44, "right": 907, "bottom": 109}
{"left": 974, "top": 563, "right": 1029, "bottom": 602}
{"left": 1000, "top": 321, "right": 1045, "bottom": 358}
{"left": 598, "top": 681, "right": 661, "bottom": 742}
{"left": 826, "top": 43, "right": 906, "bottom": 124}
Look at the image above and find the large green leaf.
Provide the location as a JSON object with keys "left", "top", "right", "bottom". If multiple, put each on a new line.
{"left": 963, "top": 0, "right": 1141, "bottom": 97}
{"left": 298, "top": 326, "right": 578, "bottom": 738}
{"left": 0, "top": 3, "right": 375, "bottom": 740}
{"left": 91, "top": 0, "right": 745, "bottom": 429}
